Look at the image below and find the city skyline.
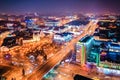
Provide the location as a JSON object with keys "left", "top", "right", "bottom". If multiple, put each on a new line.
{"left": 0, "top": 0, "right": 120, "bottom": 15}
{"left": 0, "top": 1, "right": 120, "bottom": 79}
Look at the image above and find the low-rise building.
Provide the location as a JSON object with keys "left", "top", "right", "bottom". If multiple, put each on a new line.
{"left": 44, "top": 19, "right": 61, "bottom": 27}
{"left": 65, "top": 20, "right": 89, "bottom": 31}
{"left": 53, "top": 32, "right": 73, "bottom": 43}
{"left": 53, "top": 26, "right": 68, "bottom": 33}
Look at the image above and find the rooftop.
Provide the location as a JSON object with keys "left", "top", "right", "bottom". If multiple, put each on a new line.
{"left": 66, "top": 19, "right": 89, "bottom": 26}
{"left": 53, "top": 26, "right": 66, "bottom": 31}
{"left": 45, "top": 19, "right": 59, "bottom": 22}
{"left": 109, "top": 43, "right": 120, "bottom": 48}
{"left": 80, "top": 36, "right": 92, "bottom": 43}
{"left": 56, "top": 32, "right": 73, "bottom": 37}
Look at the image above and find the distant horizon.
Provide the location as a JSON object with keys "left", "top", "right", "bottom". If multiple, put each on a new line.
{"left": 0, "top": 11, "right": 119, "bottom": 16}
{"left": 0, "top": 0, "right": 120, "bottom": 16}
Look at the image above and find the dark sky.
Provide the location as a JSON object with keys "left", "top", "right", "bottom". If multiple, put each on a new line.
{"left": 0, "top": 0, "right": 120, "bottom": 15}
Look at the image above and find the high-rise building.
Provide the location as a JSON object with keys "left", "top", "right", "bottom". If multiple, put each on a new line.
{"left": 76, "top": 35, "right": 94, "bottom": 66}
{"left": 76, "top": 42, "right": 86, "bottom": 66}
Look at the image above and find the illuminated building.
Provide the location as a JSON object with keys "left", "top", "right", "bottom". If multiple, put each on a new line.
{"left": 89, "top": 40, "right": 120, "bottom": 71}
{"left": 53, "top": 26, "right": 68, "bottom": 33}
{"left": 53, "top": 32, "right": 73, "bottom": 43}
{"left": 65, "top": 15, "right": 78, "bottom": 21}
{"left": 61, "top": 18, "right": 71, "bottom": 26}
{"left": 7, "top": 23, "right": 16, "bottom": 30}
{"left": 99, "top": 43, "right": 120, "bottom": 70}
{"left": 98, "top": 67, "right": 120, "bottom": 76}
{"left": 36, "top": 18, "right": 45, "bottom": 26}
{"left": 8, "top": 17, "right": 15, "bottom": 21}
{"left": 76, "top": 35, "right": 94, "bottom": 66}
{"left": 34, "top": 26, "right": 49, "bottom": 31}
{"left": 76, "top": 42, "right": 86, "bottom": 66}
{"left": 94, "top": 19, "right": 120, "bottom": 42}
{"left": 25, "top": 19, "right": 34, "bottom": 28}
{"left": 108, "top": 43, "right": 120, "bottom": 52}
{"left": 16, "top": 37, "right": 23, "bottom": 46}
{"left": 21, "top": 22, "right": 26, "bottom": 27}
{"left": 65, "top": 20, "right": 89, "bottom": 32}
{"left": 44, "top": 19, "right": 61, "bottom": 27}
{"left": 33, "top": 31, "right": 40, "bottom": 41}
{"left": 25, "top": 17, "right": 38, "bottom": 28}
{"left": 87, "top": 48, "right": 100, "bottom": 66}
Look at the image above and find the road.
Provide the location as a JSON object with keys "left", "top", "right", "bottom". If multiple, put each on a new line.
{"left": 22, "top": 21, "right": 97, "bottom": 80}
{"left": 0, "top": 21, "right": 96, "bottom": 80}
{"left": 1, "top": 37, "right": 53, "bottom": 80}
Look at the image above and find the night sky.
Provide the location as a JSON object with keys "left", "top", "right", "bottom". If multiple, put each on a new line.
{"left": 0, "top": 0, "right": 120, "bottom": 15}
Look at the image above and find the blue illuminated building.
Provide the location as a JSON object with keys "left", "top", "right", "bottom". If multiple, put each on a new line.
{"left": 89, "top": 40, "right": 120, "bottom": 70}
{"left": 87, "top": 48, "right": 100, "bottom": 66}
{"left": 107, "top": 52, "right": 120, "bottom": 63}
{"left": 53, "top": 32, "right": 73, "bottom": 43}
{"left": 79, "top": 35, "right": 94, "bottom": 56}
{"left": 65, "top": 19, "right": 89, "bottom": 31}
{"left": 108, "top": 43, "right": 120, "bottom": 52}
{"left": 25, "top": 17, "right": 35, "bottom": 28}
{"left": 76, "top": 35, "right": 94, "bottom": 65}
{"left": 106, "top": 43, "right": 120, "bottom": 63}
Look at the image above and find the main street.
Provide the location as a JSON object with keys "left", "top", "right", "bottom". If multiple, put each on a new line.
{"left": 23, "top": 21, "right": 97, "bottom": 80}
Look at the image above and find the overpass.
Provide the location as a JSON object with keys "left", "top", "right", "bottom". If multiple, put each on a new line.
{"left": 22, "top": 21, "right": 97, "bottom": 80}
